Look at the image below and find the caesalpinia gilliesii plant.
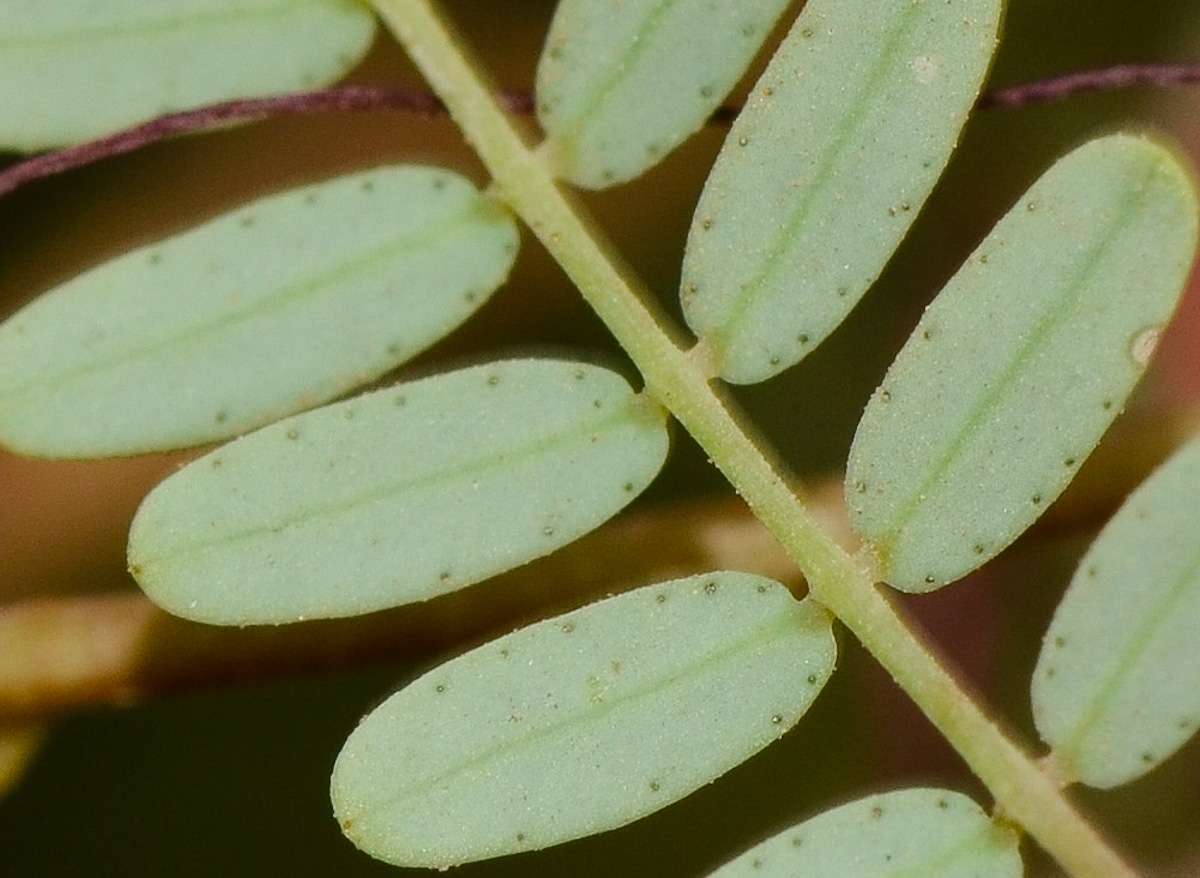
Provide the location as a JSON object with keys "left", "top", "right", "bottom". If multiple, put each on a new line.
{"left": 2, "top": 1, "right": 1200, "bottom": 876}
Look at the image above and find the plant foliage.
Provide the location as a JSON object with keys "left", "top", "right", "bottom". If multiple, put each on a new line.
{"left": 129, "top": 359, "right": 670, "bottom": 624}
{"left": 706, "top": 788, "right": 1021, "bottom": 878}
{"left": 332, "top": 573, "right": 834, "bottom": 868}
{"left": 1033, "top": 435, "right": 1200, "bottom": 790}
{"left": 0, "top": 0, "right": 376, "bottom": 150}
{"left": 847, "top": 135, "right": 1198, "bottom": 592}
{"left": 0, "top": 166, "right": 518, "bottom": 456}
{"left": 535, "top": 0, "right": 792, "bottom": 188}
{"left": 1, "top": 1, "right": 1199, "bottom": 876}
{"left": 680, "top": 0, "right": 1001, "bottom": 383}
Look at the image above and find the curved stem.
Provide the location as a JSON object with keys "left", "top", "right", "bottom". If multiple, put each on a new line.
{"left": 371, "top": 1, "right": 1139, "bottom": 876}
{"left": 981, "top": 62, "right": 1200, "bottom": 109}
{"left": 0, "top": 85, "right": 529, "bottom": 197}
{"left": 6, "top": 61, "right": 1199, "bottom": 199}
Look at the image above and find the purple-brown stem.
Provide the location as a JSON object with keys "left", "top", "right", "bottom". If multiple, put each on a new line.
{"left": 979, "top": 62, "right": 1200, "bottom": 109}
{"left": 0, "top": 85, "right": 532, "bottom": 198}
{"left": 2, "top": 63, "right": 1199, "bottom": 198}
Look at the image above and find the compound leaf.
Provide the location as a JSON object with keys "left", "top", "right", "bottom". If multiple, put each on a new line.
{"left": 705, "top": 788, "right": 1021, "bottom": 878}
{"left": 128, "top": 360, "right": 670, "bottom": 625}
{"left": 681, "top": 0, "right": 1001, "bottom": 384}
{"left": 846, "top": 135, "right": 1199, "bottom": 592}
{"left": 0, "top": 166, "right": 518, "bottom": 457}
{"left": 1032, "top": 436, "right": 1200, "bottom": 789}
{"left": 535, "top": 0, "right": 791, "bottom": 189}
{"left": 331, "top": 572, "right": 835, "bottom": 868}
{"left": 0, "top": 0, "right": 376, "bottom": 150}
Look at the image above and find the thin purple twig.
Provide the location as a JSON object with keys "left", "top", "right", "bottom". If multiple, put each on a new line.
{"left": 979, "top": 62, "right": 1200, "bottom": 109}
{"left": 3, "top": 63, "right": 1200, "bottom": 199}
{"left": 0, "top": 85, "right": 532, "bottom": 199}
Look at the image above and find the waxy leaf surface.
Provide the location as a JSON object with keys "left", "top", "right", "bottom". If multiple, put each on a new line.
{"left": 846, "top": 135, "right": 1199, "bottom": 592}
{"left": 536, "top": 0, "right": 791, "bottom": 189}
{"left": 1033, "top": 437, "right": 1200, "bottom": 788}
{"left": 0, "top": 166, "right": 518, "bottom": 457}
{"left": 681, "top": 0, "right": 1000, "bottom": 383}
{"left": 331, "top": 572, "right": 835, "bottom": 868}
{"left": 705, "top": 788, "right": 1021, "bottom": 878}
{"left": 0, "top": 0, "right": 376, "bottom": 150}
{"left": 129, "top": 360, "right": 670, "bottom": 625}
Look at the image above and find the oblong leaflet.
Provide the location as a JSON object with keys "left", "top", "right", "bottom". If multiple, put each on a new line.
{"left": 0, "top": 0, "right": 376, "bottom": 150}
{"left": 705, "top": 788, "right": 1021, "bottom": 878}
{"left": 536, "top": 0, "right": 791, "bottom": 188}
{"left": 1033, "top": 437, "right": 1200, "bottom": 788}
{"left": 0, "top": 165, "right": 518, "bottom": 457}
{"left": 128, "top": 360, "right": 670, "bottom": 625}
{"left": 846, "top": 135, "right": 1199, "bottom": 592}
{"left": 331, "top": 572, "right": 835, "bottom": 868}
{"left": 681, "top": 0, "right": 1001, "bottom": 383}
